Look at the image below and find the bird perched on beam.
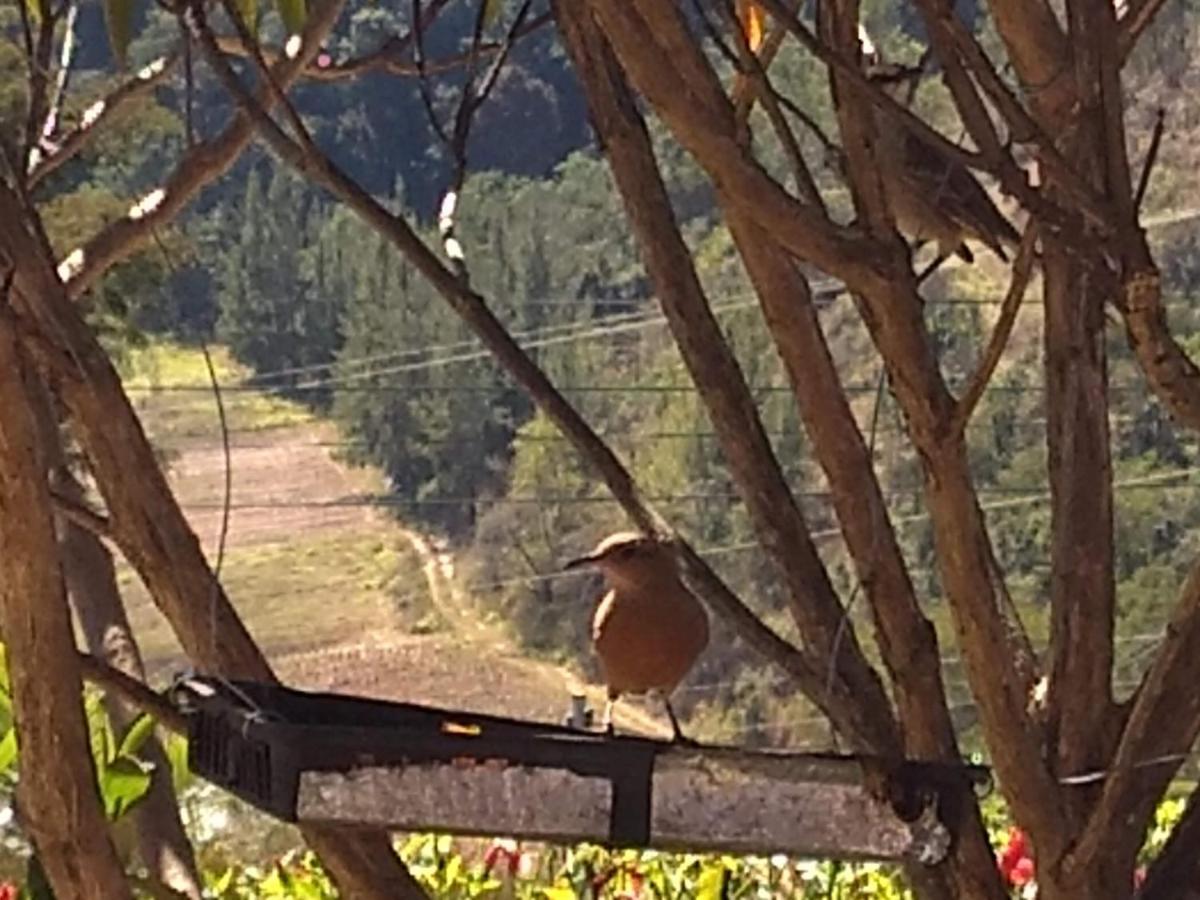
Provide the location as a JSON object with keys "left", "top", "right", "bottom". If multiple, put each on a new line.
{"left": 865, "top": 61, "right": 1020, "bottom": 267}
{"left": 564, "top": 531, "right": 709, "bottom": 744}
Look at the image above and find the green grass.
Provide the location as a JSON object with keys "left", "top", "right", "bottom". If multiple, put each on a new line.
{"left": 114, "top": 339, "right": 439, "bottom": 665}
{"left": 121, "top": 341, "right": 313, "bottom": 441}
{"left": 120, "top": 527, "right": 437, "bottom": 665}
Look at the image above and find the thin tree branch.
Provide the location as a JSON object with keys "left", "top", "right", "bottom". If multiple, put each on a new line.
{"left": 190, "top": 5, "right": 834, "bottom": 712}
{"left": 1118, "top": 0, "right": 1173, "bottom": 60}
{"left": 435, "top": 0, "right": 535, "bottom": 280}
{"left": 746, "top": 0, "right": 986, "bottom": 170}
{"left": 28, "top": 53, "right": 179, "bottom": 187}
{"left": 951, "top": 223, "right": 1038, "bottom": 434}
{"left": 208, "top": 0, "right": 317, "bottom": 152}
{"left": 1120, "top": 260, "right": 1200, "bottom": 433}
{"left": 716, "top": 0, "right": 824, "bottom": 209}
{"left": 555, "top": 0, "right": 898, "bottom": 753}
{"left": 912, "top": 2, "right": 1114, "bottom": 236}
{"left": 1064, "top": 556, "right": 1200, "bottom": 878}
{"left": 50, "top": 488, "right": 113, "bottom": 540}
{"left": 1134, "top": 108, "right": 1165, "bottom": 212}
{"left": 209, "top": 11, "right": 551, "bottom": 82}
{"left": 28, "top": 0, "right": 79, "bottom": 174}
{"left": 59, "top": 0, "right": 347, "bottom": 298}
{"left": 22, "top": 5, "right": 57, "bottom": 174}
{"left": 731, "top": 0, "right": 801, "bottom": 127}
{"left": 77, "top": 653, "right": 188, "bottom": 735}
{"left": 411, "top": 0, "right": 452, "bottom": 146}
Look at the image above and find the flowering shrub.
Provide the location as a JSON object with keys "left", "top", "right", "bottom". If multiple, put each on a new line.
{"left": 997, "top": 828, "right": 1036, "bottom": 898}
{"left": 189, "top": 794, "right": 1188, "bottom": 900}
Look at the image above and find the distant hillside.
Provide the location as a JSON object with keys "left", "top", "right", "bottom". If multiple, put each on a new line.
{"left": 117, "top": 341, "right": 672, "bottom": 736}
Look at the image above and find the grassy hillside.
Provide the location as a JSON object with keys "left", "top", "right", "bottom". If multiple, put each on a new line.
{"left": 115, "top": 341, "right": 671, "bottom": 735}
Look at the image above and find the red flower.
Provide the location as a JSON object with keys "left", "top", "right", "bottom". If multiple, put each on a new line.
{"left": 483, "top": 840, "right": 521, "bottom": 876}
{"left": 1010, "top": 857, "right": 1035, "bottom": 886}
{"left": 998, "top": 827, "right": 1036, "bottom": 886}
{"left": 0, "top": 882, "right": 17, "bottom": 900}
{"left": 1134, "top": 866, "right": 1147, "bottom": 888}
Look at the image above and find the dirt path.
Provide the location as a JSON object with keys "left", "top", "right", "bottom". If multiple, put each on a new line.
{"left": 124, "top": 343, "right": 669, "bottom": 735}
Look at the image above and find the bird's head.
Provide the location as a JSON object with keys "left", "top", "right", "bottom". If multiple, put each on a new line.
{"left": 563, "top": 531, "right": 674, "bottom": 585}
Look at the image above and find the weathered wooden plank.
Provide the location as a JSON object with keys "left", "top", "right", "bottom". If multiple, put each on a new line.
{"left": 649, "top": 750, "right": 914, "bottom": 859}
{"left": 298, "top": 763, "right": 613, "bottom": 842}
{"left": 296, "top": 749, "right": 945, "bottom": 862}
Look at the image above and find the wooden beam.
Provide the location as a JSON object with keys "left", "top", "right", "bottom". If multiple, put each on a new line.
{"left": 175, "top": 677, "right": 986, "bottom": 864}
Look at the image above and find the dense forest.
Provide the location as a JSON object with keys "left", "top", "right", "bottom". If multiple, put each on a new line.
{"left": 18, "top": 0, "right": 1200, "bottom": 749}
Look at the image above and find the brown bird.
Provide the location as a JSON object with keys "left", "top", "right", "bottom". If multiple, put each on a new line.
{"left": 866, "top": 63, "right": 1020, "bottom": 267}
{"left": 563, "top": 531, "right": 709, "bottom": 744}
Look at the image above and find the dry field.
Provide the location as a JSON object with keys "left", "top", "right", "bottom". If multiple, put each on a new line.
{"left": 117, "top": 343, "right": 668, "bottom": 735}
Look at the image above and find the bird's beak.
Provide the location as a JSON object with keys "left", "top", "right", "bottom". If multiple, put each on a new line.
{"left": 563, "top": 554, "right": 597, "bottom": 571}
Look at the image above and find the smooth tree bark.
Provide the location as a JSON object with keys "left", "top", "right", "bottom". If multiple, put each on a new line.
{"left": 0, "top": 313, "right": 133, "bottom": 900}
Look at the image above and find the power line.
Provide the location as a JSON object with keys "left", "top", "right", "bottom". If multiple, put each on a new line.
{"left": 450, "top": 465, "right": 1200, "bottom": 596}
{"left": 243, "top": 305, "right": 671, "bottom": 384}
{"left": 144, "top": 200, "right": 1200, "bottom": 389}
{"left": 121, "top": 378, "right": 1169, "bottom": 396}
{"left": 176, "top": 473, "right": 1200, "bottom": 511}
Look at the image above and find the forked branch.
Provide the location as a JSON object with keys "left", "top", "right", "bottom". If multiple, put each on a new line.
{"left": 1065, "top": 555, "right": 1200, "bottom": 876}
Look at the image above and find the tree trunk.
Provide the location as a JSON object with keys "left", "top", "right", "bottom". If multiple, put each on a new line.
{"left": 0, "top": 314, "right": 133, "bottom": 900}
{"left": 0, "top": 168, "right": 429, "bottom": 900}
{"left": 56, "top": 466, "right": 204, "bottom": 900}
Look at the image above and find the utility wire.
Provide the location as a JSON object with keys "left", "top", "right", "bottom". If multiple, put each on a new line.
{"left": 146, "top": 200, "right": 1200, "bottom": 388}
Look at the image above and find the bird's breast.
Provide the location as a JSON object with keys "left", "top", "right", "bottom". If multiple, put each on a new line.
{"left": 591, "top": 586, "right": 708, "bottom": 695}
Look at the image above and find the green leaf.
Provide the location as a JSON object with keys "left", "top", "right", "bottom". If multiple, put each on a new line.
{"left": 22, "top": 0, "right": 50, "bottom": 25}
{"left": 85, "top": 692, "right": 113, "bottom": 769}
{"left": 231, "top": 0, "right": 259, "bottom": 35}
{"left": 116, "top": 712, "right": 156, "bottom": 760}
{"left": 208, "top": 867, "right": 235, "bottom": 897}
{"left": 695, "top": 861, "right": 728, "bottom": 900}
{"left": 275, "top": 0, "right": 306, "bottom": 35}
{"left": 481, "top": 0, "right": 503, "bottom": 28}
{"left": 98, "top": 755, "right": 152, "bottom": 821}
{"left": 102, "top": 0, "right": 136, "bottom": 68}
{"left": 539, "top": 888, "right": 575, "bottom": 900}
{"left": 0, "top": 728, "right": 17, "bottom": 776}
{"left": 164, "top": 732, "right": 192, "bottom": 792}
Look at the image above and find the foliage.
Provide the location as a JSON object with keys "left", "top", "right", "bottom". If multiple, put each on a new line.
{"left": 0, "top": 645, "right": 192, "bottom": 885}
{"left": 115, "top": 791, "right": 1188, "bottom": 900}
